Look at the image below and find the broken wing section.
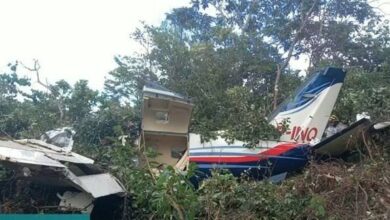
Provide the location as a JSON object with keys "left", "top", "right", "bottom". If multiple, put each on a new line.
{"left": 0, "top": 139, "right": 125, "bottom": 215}
{"left": 313, "top": 118, "right": 371, "bottom": 157}
{"left": 141, "top": 83, "right": 193, "bottom": 166}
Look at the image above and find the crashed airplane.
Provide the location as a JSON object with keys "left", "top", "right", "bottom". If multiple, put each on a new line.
{"left": 0, "top": 66, "right": 383, "bottom": 217}
{"left": 0, "top": 128, "right": 125, "bottom": 218}
{"left": 140, "top": 67, "right": 378, "bottom": 181}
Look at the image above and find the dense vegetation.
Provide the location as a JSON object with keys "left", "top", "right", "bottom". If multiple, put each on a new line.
{"left": 1, "top": 0, "right": 390, "bottom": 219}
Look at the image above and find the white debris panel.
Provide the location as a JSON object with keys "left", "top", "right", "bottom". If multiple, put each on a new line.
{"left": 0, "top": 138, "right": 126, "bottom": 205}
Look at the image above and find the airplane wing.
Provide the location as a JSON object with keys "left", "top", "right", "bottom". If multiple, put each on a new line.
{"left": 312, "top": 118, "right": 371, "bottom": 157}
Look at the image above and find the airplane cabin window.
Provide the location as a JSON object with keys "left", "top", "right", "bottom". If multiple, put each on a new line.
{"left": 155, "top": 111, "right": 169, "bottom": 123}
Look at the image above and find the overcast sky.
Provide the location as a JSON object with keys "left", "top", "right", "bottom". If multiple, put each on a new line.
{"left": 0, "top": 0, "right": 389, "bottom": 91}
{"left": 0, "top": 0, "right": 189, "bottom": 90}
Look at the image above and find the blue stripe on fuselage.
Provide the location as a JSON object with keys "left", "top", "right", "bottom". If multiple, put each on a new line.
{"left": 191, "top": 145, "right": 310, "bottom": 181}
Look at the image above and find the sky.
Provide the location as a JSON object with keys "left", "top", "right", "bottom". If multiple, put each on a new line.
{"left": 0, "top": 0, "right": 389, "bottom": 91}
{"left": 0, "top": 0, "right": 189, "bottom": 91}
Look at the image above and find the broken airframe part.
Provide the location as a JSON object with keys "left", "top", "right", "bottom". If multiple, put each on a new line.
{"left": 141, "top": 82, "right": 193, "bottom": 166}
{"left": 313, "top": 118, "right": 371, "bottom": 157}
{"left": 40, "top": 127, "right": 76, "bottom": 153}
{"left": 373, "top": 121, "right": 390, "bottom": 130}
{"left": 58, "top": 191, "right": 94, "bottom": 214}
{"left": 0, "top": 138, "right": 126, "bottom": 215}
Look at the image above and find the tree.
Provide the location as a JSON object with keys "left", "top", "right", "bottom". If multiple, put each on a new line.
{"left": 191, "top": 0, "right": 381, "bottom": 106}
{"left": 68, "top": 80, "right": 99, "bottom": 122}
{"left": 0, "top": 62, "right": 32, "bottom": 137}
{"left": 105, "top": 18, "right": 283, "bottom": 143}
{"left": 334, "top": 68, "right": 390, "bottom": 123}
{"left": 104, "top": 56, "right": 158, "bottom": 106}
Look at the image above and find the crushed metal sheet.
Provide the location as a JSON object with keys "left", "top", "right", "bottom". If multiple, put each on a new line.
{"left": 20, "top": 139, "right": 94, "bottom": 164}
{"left": 16, "top": 139, "right": 66, "bottom": 152}
{"left": 44, "top": 152, "right": 94, "bottom": 164}
{"left": 0, "top": 144, "right": 65, "bottom": 168}
{"left": 41, "top": 127, "right": 75, "bottom": 152}
{"left": 0, "top": 139, "right": 94, "bottom": 164}
{"left": 68, "top": 173, "right": 126, "bottom": 198}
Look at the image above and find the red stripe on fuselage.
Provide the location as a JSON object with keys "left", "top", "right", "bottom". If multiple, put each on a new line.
{"left": 260, "top": 143, "right": 298, "bottom": 156}
{"left": 189, "top": 143, "right": 300, "bottom": 163}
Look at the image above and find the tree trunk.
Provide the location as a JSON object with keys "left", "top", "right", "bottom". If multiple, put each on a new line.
{"left": 273, "top": 64, "right": 281, "bottom": 110}
{"left": 272, "top": 0, "right": 317, "bottom": 110}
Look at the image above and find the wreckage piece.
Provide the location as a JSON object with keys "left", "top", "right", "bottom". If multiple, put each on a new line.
{"left": 57, "top": 172, "right": 125, "bottom": 214}
{"left": 58, "top": 191, "right": 94, "bottom": 213}
{"left": 269, "top": 67, "right": 347, "bottom": 144}
{"left": 313, "top": 118, "right": 371, "bottom": 157}
{"left": 0, "top": 139, "right": 66, "bottom": 167}
{"left": 0, "top": 139, "right": 94, "bottom": 165}
{"left": 140, "top": 82, "right": 193, "bottom": 166}
{"left": 64, "top": 171, "right": 125, "bottom": 198}
{"left": 373, "top": 121, "right": 390, "bottom": 130}
{"left": 0, "top": 138, "right": 126, "bottom": 216}
{"left": 56, "top": 171, "right": 125, "bottom": 215}
{"left": 41, "top": 127, "right": 76, "bottom": 153}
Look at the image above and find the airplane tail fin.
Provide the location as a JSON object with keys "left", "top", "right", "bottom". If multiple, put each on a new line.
{"left": 269, "top": 67, "right": 347, "bottom": 143}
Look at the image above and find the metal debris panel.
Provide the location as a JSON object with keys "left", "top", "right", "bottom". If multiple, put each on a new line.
{"left": 0, "top": 139, "right": 94, "bottom": 165}
{"left": 0, "top": 140, "right": 65, "bottom": 167}
{"left": 70, "top": 173, "right": 126, "bottom": 198}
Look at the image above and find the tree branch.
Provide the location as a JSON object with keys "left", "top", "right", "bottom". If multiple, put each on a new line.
{"left": 281, "top": 0, "right": 318, "bottom": 71}
{"left": 273, "top": 64, "right": 281, "bottom": 110}
{"left": 273, "top": 0, "right": 318, "bottom": 109}
{"left": 20, "top": 59, "right": 65, "bottom": 122}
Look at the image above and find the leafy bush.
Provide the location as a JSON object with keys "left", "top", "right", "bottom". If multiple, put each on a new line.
{"left": 197, "top": 171, "right": 312, "bottom": 219}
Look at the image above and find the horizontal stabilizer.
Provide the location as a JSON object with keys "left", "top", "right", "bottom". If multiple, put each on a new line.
{"left": 313, "top": 118, "right": 371, "bottom": 157}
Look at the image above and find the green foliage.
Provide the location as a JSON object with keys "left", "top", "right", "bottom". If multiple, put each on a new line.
{"left": 197, "top": 171, "right": 317, "bottom": 219}
{"left": 107, "top": 19, "right": 284, "bottom": 143}
{"left": 222, "top": 86, "right": 280, "bottom": 145}
{"left": 0, "top": 69, "right": 30, "bottom": 99}
{"left": 103, "top": 0, "right": 388, "bottom": 144}
{"left": 308, "top": 195, "right": 326, "bottom": 218}
{"left": 0, "top": 63, "right": 32, "bottom": 137}
{"left": 74, "top": 101, "right": 138, "bottom": 146}
{"left": 195, "top": 0, "right": 381, "bottom": 69}
{"left": 67, "top": 80, "right": 99, "bottom": 121}
{"left": 150, "top": 166, "right": 198, "bottom": 220}
{"left": 334, "top": 68, "right": 390, "bottom": 122}
{"left": 0, "top": 102, "right": 34, "bottom": 138}
{"left": 91, "top": 144, "right": 199, "bottom": 219}
{"left": 104, "top": 56, "right": 157, "bottom": 105}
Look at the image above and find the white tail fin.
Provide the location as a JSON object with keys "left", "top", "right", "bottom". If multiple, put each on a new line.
{"left": 269, "top": 67, "right": 347, "bottom": 143}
